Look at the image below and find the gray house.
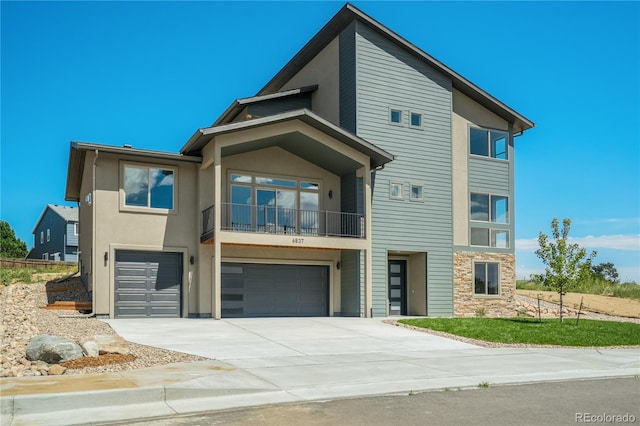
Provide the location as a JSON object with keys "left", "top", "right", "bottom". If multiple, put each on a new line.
{"left": 65, "top": 4, "right": 533, "bottom": 319}
{"left": 27, "top": 204, "right": 79, "bottom": 262}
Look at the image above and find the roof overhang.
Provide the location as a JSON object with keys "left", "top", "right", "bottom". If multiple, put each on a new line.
{"left": 213, "top": 85, "right": 318, "bottom": 127}
{"left": 257, "top": 3, "right": 535, "bottom": 133}
{"left": 182, "top": 109, "right": 394, "bottom": 173}
{"left": 65, "top": 142, "right": 201, "bottom": 202}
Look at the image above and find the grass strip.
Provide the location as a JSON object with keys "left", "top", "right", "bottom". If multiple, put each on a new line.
{"left": 399, "top": 318, "right": 640, "bottom": 347}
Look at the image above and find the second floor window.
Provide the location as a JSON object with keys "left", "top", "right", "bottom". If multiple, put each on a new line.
{"left": 124, "top": 165, "right": 175, "bottom": 210}
{"left": 470, "top": 127, "right": 508, "bottom": 160}
{"left": 470, "top": 193, "right": 508, "bottom": 223}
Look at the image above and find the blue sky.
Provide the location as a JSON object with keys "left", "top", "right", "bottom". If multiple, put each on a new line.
{"left": 1, "top": 1, "right": 638, "bottom": 282}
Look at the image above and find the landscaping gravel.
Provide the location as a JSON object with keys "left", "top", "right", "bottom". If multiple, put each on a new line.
{"left": 0, "top": 279, "right": 206, "bottom": 378}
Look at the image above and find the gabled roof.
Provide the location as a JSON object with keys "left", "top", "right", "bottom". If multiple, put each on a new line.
{"left": 213, "top": 85, "right": 318, "bottom": 127}
{"left": 182, "top": 108, "right": 394, "bottom": 171}
{"left": 31, "top": 204, "right": 78, "bottom": 234}
{"left": 65, "top": 141, "right": 201, "bottom": 202}
{"left": 257, "top": 3, "right": 535, "bottom": 133}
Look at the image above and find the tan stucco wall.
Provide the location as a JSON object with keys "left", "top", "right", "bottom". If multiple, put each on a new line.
{"left": 407, "top": 252, "right": 427, "bottom": 316}
{"left": 91, "top": 152, "right": 199, "bottom": 317}
{"left": 78, "top": 152, "right": 95, "bottom": 292}
{"left": 280, "top": 37, "right": 340, "bottom": 126}
{"left": 451, "top": 89, "right": 509, "bottom": 246}
{"left": 453, "top": 251, "right": 516, "bottom": 317}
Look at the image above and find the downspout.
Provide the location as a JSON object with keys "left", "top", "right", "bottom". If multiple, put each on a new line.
{"left": 61, "top": 150, "right": 98, "bottom": 318}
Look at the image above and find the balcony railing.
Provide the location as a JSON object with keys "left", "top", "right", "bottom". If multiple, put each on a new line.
{"left": 201, "top": 203, "right": 365, "bottom": 242}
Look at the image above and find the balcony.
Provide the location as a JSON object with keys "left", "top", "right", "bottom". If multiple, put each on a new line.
{"left": 201, "top": 203, "right": 365, "bottom": 243}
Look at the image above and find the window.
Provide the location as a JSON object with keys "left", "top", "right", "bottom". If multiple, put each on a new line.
{"left": 124, "top": 165, "right": 175, "bottom": 210}
{"left": 73, "top": 223, "right": 78, "bottom": 235}
{"left": 471, "top": 228, "right": 510, "bottom": 248}
{"left": 390, "top": 182, "right": 403, "bottom": 199}
{"left": 410, "top": 184, "right": 423, "bottom": 201}
{"left": 474, "top": 262, "right": 499, "bottom": 295}
{"left": 492, "top": 230, "right": 509, "bottom": 248}
{"left": 410, "top": 112, "right": 422, "bottom": 128}
{"left": 40, "top": 231, "right": 44, "bottom": 244}
{"left": 470, "top": 193, "right": 509, "bottom": 223}
{"left": 470, "top": 128, "right": 508, "bottom": 160}
{"left": 42, "top": 253, "right": 48, "bottom": 260}
{"left": 228, "top": 172, "right": 320, "bottom": 234}
{"left": 46, "top": 229, "right": 50, "bottom": 242}
{"left": 390, "top": 109, "right": 402, "bottom": 124}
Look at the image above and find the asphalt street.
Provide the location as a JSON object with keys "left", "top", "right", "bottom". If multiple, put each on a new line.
{"left": 108, "top": 377, "right": 640, "bottom": 426}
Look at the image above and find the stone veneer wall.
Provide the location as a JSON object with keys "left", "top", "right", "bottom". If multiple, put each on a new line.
{"left": 453, "top": 251, "right": 516, "bottom": 317}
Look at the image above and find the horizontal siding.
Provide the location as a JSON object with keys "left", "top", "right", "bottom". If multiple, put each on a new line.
{"left": 66, "top": 223, "right": 78, "bottom": 247}
{"left": 354, "top": 23, "right": 454, "bottom": 316}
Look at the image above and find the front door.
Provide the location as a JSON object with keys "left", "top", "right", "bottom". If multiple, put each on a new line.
{"left": 388, "top": 259, "right": 407, "bottom": 316}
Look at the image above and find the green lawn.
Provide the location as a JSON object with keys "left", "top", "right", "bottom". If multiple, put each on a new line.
{"left": 399, "top": 318, "right": 640, "bottom": 347}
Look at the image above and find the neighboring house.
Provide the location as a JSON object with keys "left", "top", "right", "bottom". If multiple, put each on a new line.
{"left": 27, "top": 204, "right": 79, "bottom": 262}
{"left": 64, "top": 4, "right": 534, "bottom": 319}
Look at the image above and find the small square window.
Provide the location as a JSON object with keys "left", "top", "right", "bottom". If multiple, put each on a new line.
{"left": 410, "top": 184, "right": 423, "bottom": 201}
{"left": 390, "top": 109, "right": 402, "bottom": 124}
{"left": 470, "top": 228, "right": 489, "bottom": 246}
{"left": 410, "top": 112, "right": 422, "bottom": 128}
{"left": 491, "top": 230, "right": 509, "bottom": 248}
{"left": 390, "top": 182, "right": 403, "bottom": 199}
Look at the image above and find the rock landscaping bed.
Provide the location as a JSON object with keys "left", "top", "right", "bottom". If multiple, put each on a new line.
{"left": 1, "top": 278, "right": 206, "bottom": 377}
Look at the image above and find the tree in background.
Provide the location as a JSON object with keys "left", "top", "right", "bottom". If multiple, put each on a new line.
{"left": 591, "top": 262, "right": 619, "bottom": 283}
{"left": 0, "top": 220, "right": 28, "bottom": 259}
{"left": 536, "top": 218, "right": 597, "bottom": 322}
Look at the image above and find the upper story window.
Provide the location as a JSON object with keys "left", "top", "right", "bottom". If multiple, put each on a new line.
{"left": 410, "top": 184, "right": 424, "bottom": 201}
{"left": 46, "top": 229, "right": 50, "bottom": 241}
{"left": 390, "top": 182, "right": 403, "bottom": 199}
{"left": 470, "top": 127, "right": 508, "bottom": 160}
{"left": 73, "top": 223, "right": 78, "bottom": 235}
{"left": 40, "top": 231, "right": 44, "bottom": 244}
{"left": 410, "top": 112, "right": 423, "bottom": 128}
{"left": 470, "top": 193, "right": 509, "bottom": 223}
{"left": 123, "top": 164, "right": 175, "bottom": 210}
{"left": 390, "top": 109, "right": 402, "bottom": 125}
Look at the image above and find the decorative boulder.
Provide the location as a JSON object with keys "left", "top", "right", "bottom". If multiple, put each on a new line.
{"left": 26, "top": 335, "right": 83, "bottom": 364}
{"left": 92, "top": 334, "right": 130, "bottom": 355}
{"left": 79, "top": 339, "right": 100, "bottom": 357}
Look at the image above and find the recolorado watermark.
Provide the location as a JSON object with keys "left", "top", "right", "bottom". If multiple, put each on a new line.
{"left": 576, "top": 413, "right": 636, "bottom": 423}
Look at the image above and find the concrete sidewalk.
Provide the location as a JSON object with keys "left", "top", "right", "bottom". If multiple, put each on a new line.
{"left": 2, "top": 318, "right": 639, "bottom": 426}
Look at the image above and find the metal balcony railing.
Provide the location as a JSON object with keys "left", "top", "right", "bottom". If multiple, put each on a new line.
{"left": 201, "top": 203, "right": 365, "bottom": 241}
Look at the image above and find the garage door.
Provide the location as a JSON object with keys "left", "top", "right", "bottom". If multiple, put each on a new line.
{"left": 115, "top": 251, "right": 182, "bottom": 318}
{"left": 222, "top": 263, "right": 328, "bottom": 318}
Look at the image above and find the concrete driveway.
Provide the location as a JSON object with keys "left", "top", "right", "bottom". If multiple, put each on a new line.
{"left": 104, "top": 317, "right": 474, "bottom": 361}
{"left": 105, "top": 317, "right": 640, "bottom": 401}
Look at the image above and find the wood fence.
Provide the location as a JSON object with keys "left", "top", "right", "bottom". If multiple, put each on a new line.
{"left": 0, "top": 258, "right": 77, "bottom": 269}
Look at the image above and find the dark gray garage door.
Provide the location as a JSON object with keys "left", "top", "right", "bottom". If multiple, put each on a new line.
{"left": 115, "top": 251, "right": 182, "bottom": 318}
{"left": 222, "top": 263, "right": 328, "bottom": 318}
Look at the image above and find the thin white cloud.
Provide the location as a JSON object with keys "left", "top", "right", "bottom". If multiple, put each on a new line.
{"left": 516, "top": 234, "right": 640, "bottom": 251}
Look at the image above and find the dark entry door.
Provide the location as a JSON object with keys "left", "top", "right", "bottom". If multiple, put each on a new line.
{"left": 388, "top": 259, "right": 407, "bottom": 316}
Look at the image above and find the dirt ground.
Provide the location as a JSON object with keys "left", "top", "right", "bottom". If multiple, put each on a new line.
{"left": 516, "top": 290, "right": 640, "bottom": 318}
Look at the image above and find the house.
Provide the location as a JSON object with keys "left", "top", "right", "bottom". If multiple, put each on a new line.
{"left": 64, "top": 3, "right": 534, "bottom": 319}
{"left": 27, "top": 204, "right": 79, "bottom": 262}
